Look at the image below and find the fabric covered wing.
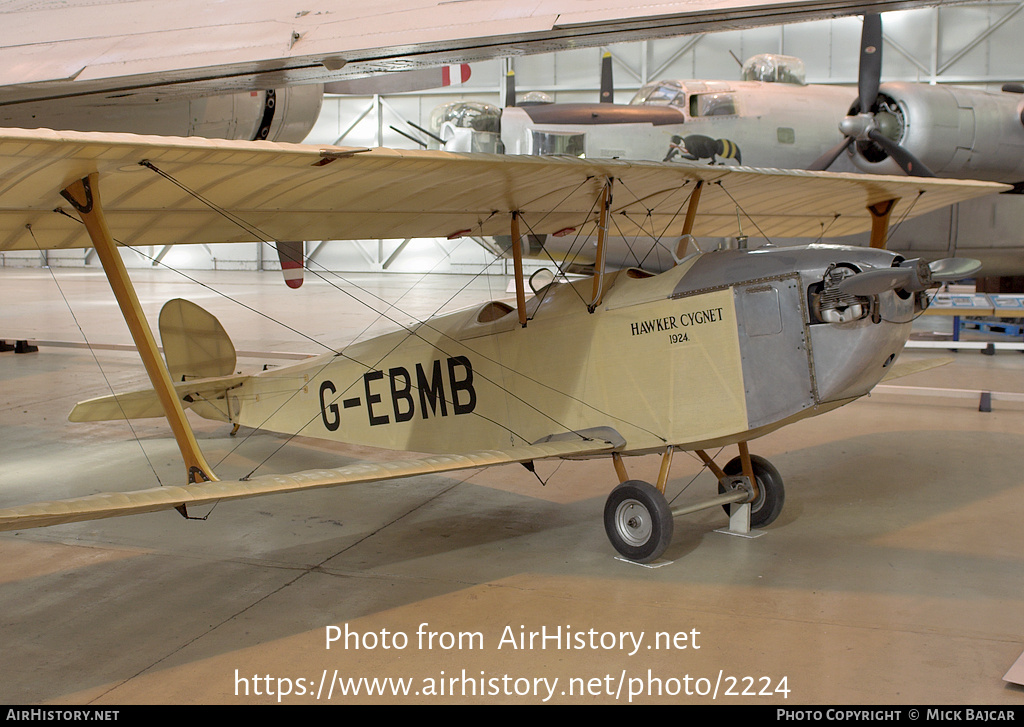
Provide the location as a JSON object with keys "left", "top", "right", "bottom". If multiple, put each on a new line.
{"left": 0, "top": 129, "right": 1007, "bottom": 253}
{"left": 0, "top": 434, "right": 622, "bottom": 531}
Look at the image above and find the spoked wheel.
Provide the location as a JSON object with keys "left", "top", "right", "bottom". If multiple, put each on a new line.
{"left": 719, "top": 454, "right": 785, "bottom": 527}
{"left": 604, "top": 480, "right": 673, "bottom": 562}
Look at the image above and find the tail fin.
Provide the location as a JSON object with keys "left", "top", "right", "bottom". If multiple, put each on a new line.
{"left": 69, "top": 299, "right": 244, "bottom": 423}
{"left": 158, "top": 298, "right": 236, "bottom": 380}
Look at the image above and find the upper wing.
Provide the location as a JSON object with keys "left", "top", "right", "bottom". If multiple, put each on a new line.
{"left": 0, "top": 433, "right": 622, "bottom": 531}
{"left": 0, "top": 1, "right": 949, "bottom": 105}
{"left": 0, "top": 128, "right": 1007, "bottom": 252}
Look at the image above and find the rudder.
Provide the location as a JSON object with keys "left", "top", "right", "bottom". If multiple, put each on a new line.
{"left": 159, "top": 298, "right": 236, "bottom": 380}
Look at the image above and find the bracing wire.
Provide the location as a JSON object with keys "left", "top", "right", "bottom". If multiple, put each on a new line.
{"left": 24, "top": 224, "right": 165, "bottom": 486}
{"left": 141, "top": 162, "right": 666, "bottom": 443}
{"left": 111, "top": 163, "right": 671, "bottom": 478}
{"left": 713, "top": 180, "right": 775, "bottom": 245}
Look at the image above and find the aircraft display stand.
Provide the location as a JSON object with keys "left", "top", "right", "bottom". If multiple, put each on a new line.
{"left": 1004, "top": 649, "right": 1024, "bottom": 686}
{"left": 716, "top": 502, "right": 765, "bottom": 540}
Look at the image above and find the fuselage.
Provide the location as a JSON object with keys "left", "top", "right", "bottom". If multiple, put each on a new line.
{"left": 439, "top": 74, "right": 1024, "bottom": 275}
{"left": 195, "top": 244, "right": 915, "bottom": 456}
{"left": 498, "top": 80, "right": 854, "bottom": 171}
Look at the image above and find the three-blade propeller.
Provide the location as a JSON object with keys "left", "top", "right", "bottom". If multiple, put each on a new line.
{"left": 506, "top": 50, "right": 615, "bottom": 107}
{"left": 809, "top": 14, "right": 934, "bottom": 177}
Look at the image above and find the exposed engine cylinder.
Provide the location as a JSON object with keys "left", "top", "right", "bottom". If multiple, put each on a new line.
{"left": 810, "top": 264, "right": 868, "bottom": 324}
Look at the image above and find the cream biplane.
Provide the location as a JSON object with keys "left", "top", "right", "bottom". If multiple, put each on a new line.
{"left": 0, "top": 128, "right": 1006, "bottom": 562}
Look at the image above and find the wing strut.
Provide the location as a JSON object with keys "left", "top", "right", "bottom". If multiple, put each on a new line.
{"left": 868, "top": 199, "right": 897, "bottom": 249}
{"left": 588, "top": 178, "right": 614, "bottom": 312}
{"left": 510, "top": 211, "right": 528, "bottom": 327}
{"left": 673, "top": 179, "right": 704, "bottom": 262}
{"left": 60, "top": 174, "right": 218, "bottom": 486}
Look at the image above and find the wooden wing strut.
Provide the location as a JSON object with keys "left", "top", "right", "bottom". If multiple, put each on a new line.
{"left": 674, "top": 179, "right": 704, "bottom": 262}
{"left": 588, "top": 178, "right": 613, "bottom": 312}
{"left": 60, "top": 174, "right": 218, "bottom": 485}
{"left": 868, "top": 198, "right": 897, "bottom": 249}
{"left": 510, "top": 211, "right": 528, "bottom": 327}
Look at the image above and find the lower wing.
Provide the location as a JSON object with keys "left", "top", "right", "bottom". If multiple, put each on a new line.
{"left": 0, "top": 430, "right": 623, "bottom": 531}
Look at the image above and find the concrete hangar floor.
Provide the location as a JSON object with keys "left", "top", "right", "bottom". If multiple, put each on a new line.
{"left": 0, "top": 266, "right": 1022, "bottom": 706}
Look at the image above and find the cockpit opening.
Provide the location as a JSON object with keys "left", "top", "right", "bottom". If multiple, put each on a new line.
{"left": 530, "top": 130, "right": 586, "bottom": 157}
{"left": 689, "top": 93, "right": 738, "bottom": 117}
{"left": 476, "top": 301, "right": 515, "bottom": 323}
{"left": 741, "top": 54, "right": 807, "bottom": 85}
{"left": 629, "top": 81, "right": 738, "bottom": 118}
{"left": 430, "top": 101, "right": 504, "bottom": 153}
{"left": 629, "top": 82, "right": 686, "bottom": 107}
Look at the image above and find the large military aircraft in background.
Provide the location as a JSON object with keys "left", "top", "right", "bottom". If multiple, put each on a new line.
{"left": 0, "top": 0, "right": 961, "bottom": 285}
{"left": 432, "top": 13, "right": 1024, "bottom": 276}
{"left": 1, "top": 0, "right": 953, "bottom": 142}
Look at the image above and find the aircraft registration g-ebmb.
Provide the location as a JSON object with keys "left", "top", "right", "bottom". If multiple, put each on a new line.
{"left": 0, "top": 129, "right": 1006, "bottom": 562}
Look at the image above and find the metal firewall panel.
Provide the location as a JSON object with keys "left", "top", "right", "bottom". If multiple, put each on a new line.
{"left": 735, "top": 276, "right": 815, "bottom": 429}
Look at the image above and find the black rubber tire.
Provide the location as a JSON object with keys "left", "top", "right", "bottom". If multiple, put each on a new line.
{"left": 719, "top": 454, "right": 785, "bottom": 528}
{"left": 603, "top": 480, "right": 673, "bottom": 562}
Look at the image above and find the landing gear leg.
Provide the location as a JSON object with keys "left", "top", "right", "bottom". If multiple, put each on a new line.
{"left": 602, "top": 444, "right": 784, "bottom": 561}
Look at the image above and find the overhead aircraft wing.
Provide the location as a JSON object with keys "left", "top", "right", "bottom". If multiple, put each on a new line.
{"left": 0, "top": 128, "right": 1007, "bottom": 253}
{"left": 0, "top": 433, "right": 623, "bottom": 531}
{"left": 0, "top": 0, "right": 954, "bottom": 106}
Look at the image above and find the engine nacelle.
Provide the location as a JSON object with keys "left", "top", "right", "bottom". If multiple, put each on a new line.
{"left": 187, "top": 85, "right": 324, "bottom": 142}
{"left": 849, "top": 82, "right": 1024, "bottom": 182}
{"left": 1, "top": 85, "right": 323, "bottom": 143}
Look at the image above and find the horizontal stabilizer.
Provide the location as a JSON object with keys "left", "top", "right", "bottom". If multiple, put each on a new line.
{"left": 69, "top": 374, "right": 248, "bottom": 422}
{"left": 881, "top": 356, "right": 953, "bottom": 382}
{"left": 0, "top": 433, "right": 622, "bottom": 531}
